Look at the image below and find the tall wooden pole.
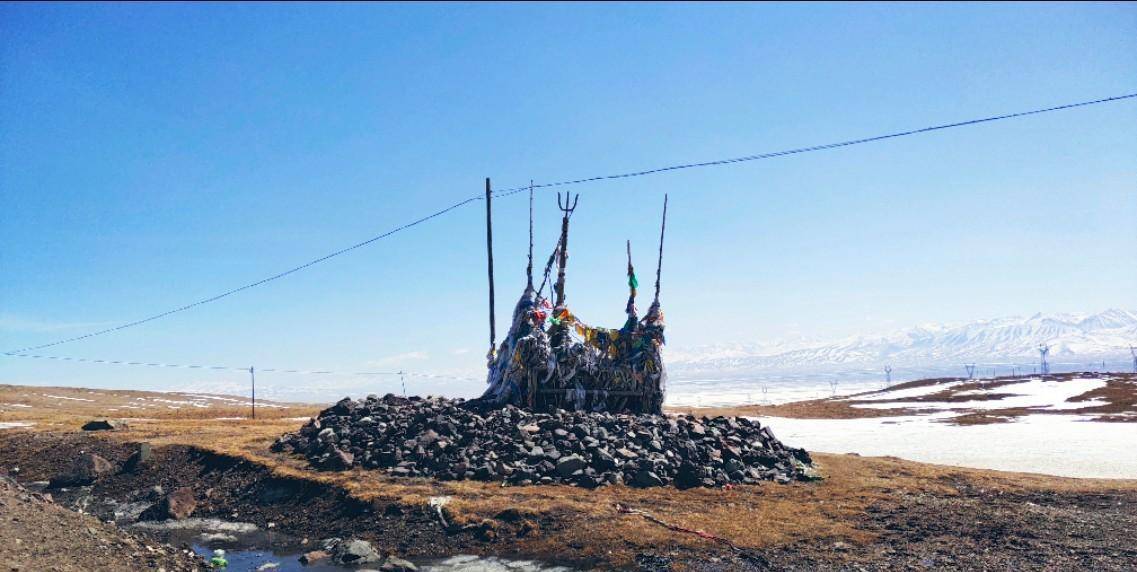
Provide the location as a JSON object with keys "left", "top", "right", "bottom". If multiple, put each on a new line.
{"left": 249, "top": 366, "right": 256, "bottom": 420}
{"left": 526, "top": 181, "right": 534, "bottom": 290}
{"left": 653, "top": 194, "right": 668, "bottom": 303}
{"left": 485, "top": 178, "right": 496, "bottom": 353}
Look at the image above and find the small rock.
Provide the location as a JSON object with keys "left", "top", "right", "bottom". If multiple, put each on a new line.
{"left": 82, "top": 419, "right": 127, "bottom": 431}
{"left": 380, "top": 556, "right": 418, "bottom": 571}
{"left": 633, "top": 470, "right": 664, "bottom": 488}
{"left": 555, "top": 455, "right": 586, "bottom": 477}
{"left": 50, "top": 453, "right": 114, "bottom": 487}
{"left": 123, "top": 443, "right": 152, "bottom": 472}
{"left": 141, "top": 487, "right": 196, "bottom": 520}
{"left": 331, "top": 538, "right": 381, "bottom": 565}
{"left": 299, "top": 550, "right": 328, "bottom": 565}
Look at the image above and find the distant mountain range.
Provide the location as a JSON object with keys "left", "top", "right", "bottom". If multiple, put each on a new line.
{"left": 668, "top": 309, "right": 1137, "bottom": 375}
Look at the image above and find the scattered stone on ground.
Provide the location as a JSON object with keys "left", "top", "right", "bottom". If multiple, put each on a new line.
{"left": 325, "top": 537, "right": 382, "bottom": 565}
{"left": 273, "top": 394, "right": 813, "bottom": 488}
{"left": 139, "top": 486, "right": 196, "bottom": 521}
{"left": 49, "top": 453, "right": 115, "bottom": 487}
{"left": 299, "top": 549, "right": 328, "bottom": 565}
{"left": 123, "top": 442, "right": 152, "bottom": 472}
{"left": 81, "top": 418, "right": 127, "bottom": 431}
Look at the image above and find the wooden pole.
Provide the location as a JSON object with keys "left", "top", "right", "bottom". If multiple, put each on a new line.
{"left": 485, "top": 178, "right": 496, "bottom": 351}
{"left": 653, "top": 194, "right": 668, "bottom": 303}
{"left": 526, "top": 181, "right": 534, "bottom": 289}
{"left": 249, "top": 366, "right": 256, "bottom": 420}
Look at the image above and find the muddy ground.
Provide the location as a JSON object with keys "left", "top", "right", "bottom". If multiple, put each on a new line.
{"left": 0, "top": 470, "right": 204, "bottom": 571}
{"left": 1, "top": 428, "right": 1135, "bottom": 571}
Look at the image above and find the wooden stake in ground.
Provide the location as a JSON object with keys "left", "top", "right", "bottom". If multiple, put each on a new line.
{"left": 485, "top": 178, "right": 496, "bottom": 359}
{"left": 249, "top": 366, "right": 256, "bottom": 420}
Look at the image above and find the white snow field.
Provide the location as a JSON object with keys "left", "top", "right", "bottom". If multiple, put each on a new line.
{"left": 850, "top": 376, "right": 1109, "bottom": 411}
{"left": 762, "top": 412, "right": 1135, "bottom": 479}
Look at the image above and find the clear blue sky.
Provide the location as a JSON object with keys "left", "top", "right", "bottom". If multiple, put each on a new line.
{"left": 2, "top": 3, "right": 1135, "bottom": 398}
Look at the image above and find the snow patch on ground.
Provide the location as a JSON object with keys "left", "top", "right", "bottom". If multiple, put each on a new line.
{"left": 0, "top": 422, "right": 35, "bottom": 430}
{"left": 2, "top": 403, "right": 33, "bottom": 408}
{"left": 42, "top": 394, "right": 95, "bottom": 402}
{"left": 761, "top": 413, "right": 1135, "bottom": 479}
{"left": 851, "top": 377, "right": 1106, "bottom": 412}
{"left": 847, "top": 380, "right": 970, "bottom": 402}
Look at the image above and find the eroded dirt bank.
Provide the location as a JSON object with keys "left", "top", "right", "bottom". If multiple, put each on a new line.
{"left": 0, "top": 471, "right": 204, "bottom": 571}
{"left": 2, "top": 430, "right": 1136, "bottom": 571}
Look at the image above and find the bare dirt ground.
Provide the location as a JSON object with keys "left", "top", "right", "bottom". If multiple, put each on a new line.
{"left": 2, "top": 383, "right": 1136, "bottom": 570}
{"left": 677, "top": 372, "right": 1137, "bottom": 425}
{"left": 0, "top": 473, "right": 204, "bottom": 571}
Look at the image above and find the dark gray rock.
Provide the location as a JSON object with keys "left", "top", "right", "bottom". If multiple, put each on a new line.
{"left": 273, "top": 394, "right": 812, "bottom": 489}
{"left": 140, "top": 486, "right": 196, "bottom": 520}
{"left": 82, "top": 419, "right": 127, "bottom": 431}
{"left": 381, "top": 556, "right": 418, "bottom": 571}
{"left": 331, "top": 538, "right": 381, "bottom": 565}
{"left": 50, "top": 453, "right": 115, "bottom": 487}
{"left": 555, "top": 455, "right": 586, "bottom": 477}
{"left": 123, "top": 443, "right": 152, "bottom": 472}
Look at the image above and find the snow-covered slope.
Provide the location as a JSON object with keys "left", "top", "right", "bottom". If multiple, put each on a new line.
{"left": 671, "top": 309, "right": 1137, "bottom": 374}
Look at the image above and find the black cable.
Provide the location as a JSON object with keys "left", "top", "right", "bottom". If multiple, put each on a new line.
{"left": 5, "top": 195, "right": 483, "bottom": 354}
{"left": 7, "top": 92, "right": 1134, "bottom": 354}
{"left": 492, "top": 92, "right": 1137, "bottom": 198}
{"left": 0, "top": 352, "right": 484, "bottom": 379}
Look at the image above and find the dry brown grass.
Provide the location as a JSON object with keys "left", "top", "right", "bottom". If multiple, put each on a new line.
{"left": 5, "top": 382, "right": 1137, "bottom": 568}
{"left": 88, "top": 419, "right": 1137, "bottom": 566}
{"left": 0, "top": 383, "right": 321, "bottom": 429}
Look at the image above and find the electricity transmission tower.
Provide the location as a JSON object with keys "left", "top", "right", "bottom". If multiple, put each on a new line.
{"left": 1039, "top": 344, "right": 1050, "bottom": 376}
{"left": 1131, "top": 346, "right": 1136, "bottom": 374}
{"left": 964, "top": 363, "right": 976, "bottom": 379}
{"left": 884, "top": 365, "right": 893, "bottom": 387}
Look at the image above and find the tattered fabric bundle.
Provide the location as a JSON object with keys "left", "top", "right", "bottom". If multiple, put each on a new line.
{"left": 475, "top": 194, "right": 669, "bottom": 415}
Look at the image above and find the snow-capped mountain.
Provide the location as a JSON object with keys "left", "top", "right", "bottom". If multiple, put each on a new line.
{"left": 670, "top": 309, "right": 1137, "bottom": 374}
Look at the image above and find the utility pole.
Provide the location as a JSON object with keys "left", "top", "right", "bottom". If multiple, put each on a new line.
{"left": 249, "top": 366, "right": 256, "bottom": 420}
{"left": 485, "top": 178, "right": 496, "bottom": 361}
{"left": 399, "top": 370, "right": 406, "bottom": 397}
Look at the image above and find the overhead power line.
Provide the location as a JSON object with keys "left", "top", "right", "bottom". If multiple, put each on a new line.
{"left": 5, "top": 195, "right": 482, "bottom": 354}
{"left": 492, "top": 92, "right": 1137, "bottom": 197}
{"left": 1, "top": 352, "right": 479, "bottom": 382}
{"left": 6, "top": 92, "right": 1135, "bottom": 355}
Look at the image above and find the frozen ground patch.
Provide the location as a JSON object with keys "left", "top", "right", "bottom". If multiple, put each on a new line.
{"left": 42, "top": 394, "right": 94, "bottom": 402}
{"left": 847, "top": 380, "right": 970, "bottom": 402}
{"left": 850, "top": 377, "right": 1108, "bottom": 412}
{"left": 0, "top": 422, "right": 34, "bottom": 430}
{"left": 762, "top": 413, "right": 1135, "bottom": 479}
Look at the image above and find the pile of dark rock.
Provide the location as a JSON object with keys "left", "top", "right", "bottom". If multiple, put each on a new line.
{"left": 272, "top": 394, "right": 814, "bottom": 489}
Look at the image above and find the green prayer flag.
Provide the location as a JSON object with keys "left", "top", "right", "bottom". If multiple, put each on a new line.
{"left": 628, "top": 273, "right": 639, "bottom": 289}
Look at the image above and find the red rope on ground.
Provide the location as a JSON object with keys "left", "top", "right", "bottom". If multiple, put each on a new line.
{"left": 614, "top": 503, "right": 746, "bottom": 552}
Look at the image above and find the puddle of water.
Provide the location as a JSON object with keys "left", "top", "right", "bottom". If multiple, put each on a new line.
{"left": 139, "top": 518, "right": 574, "bottom": 571}
{"left": 420, "top": 555, "right": 576, "bottom": 571}
{"left": 190, "top": 545, "right": 346, "bottom": 571}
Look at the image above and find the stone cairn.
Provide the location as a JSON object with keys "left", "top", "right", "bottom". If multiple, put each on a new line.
{"left": 273, "top": 394, "right": 813, "bottom": 489}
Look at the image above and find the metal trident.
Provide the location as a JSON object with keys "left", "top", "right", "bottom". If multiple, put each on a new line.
{"left": 557, "top": 192, "right": 579, "bottom": 215}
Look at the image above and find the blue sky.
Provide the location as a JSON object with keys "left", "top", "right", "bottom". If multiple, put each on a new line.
{"left": 2, "top": 3, "right": 1135, "bottom": 397}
